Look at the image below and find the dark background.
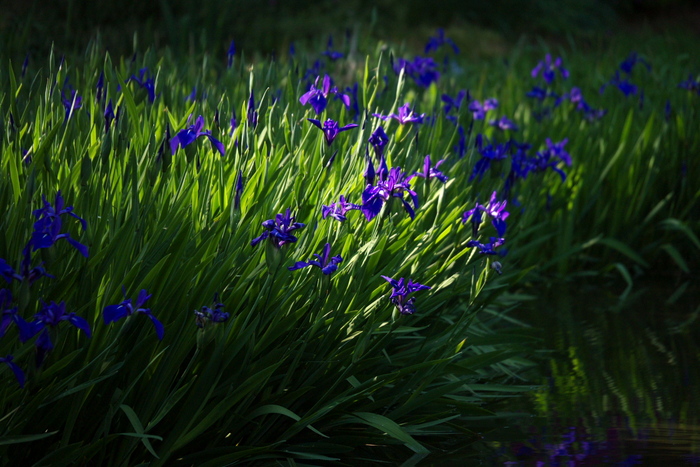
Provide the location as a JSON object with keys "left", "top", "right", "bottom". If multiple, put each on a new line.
{"left": 2, "top": 0, "right": 699, "bottom": 57}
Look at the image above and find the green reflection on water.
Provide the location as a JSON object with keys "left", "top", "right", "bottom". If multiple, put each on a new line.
{"left": 489, "top": 279, "right": 700, "bottom": 464}
{"left": 531, "top": 281, "right": 699, "bottom": 426}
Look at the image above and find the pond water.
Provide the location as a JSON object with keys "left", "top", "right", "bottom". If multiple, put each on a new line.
{"left": 476, "top": 278, "right": 700, "bottom": 466}
{"left": 336, "top": 278, "right": 699, "bottom": 466}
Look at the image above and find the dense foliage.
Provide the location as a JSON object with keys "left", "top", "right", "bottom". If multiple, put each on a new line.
{"left": 0, "top": 26, "right": 698, "bottom": 464}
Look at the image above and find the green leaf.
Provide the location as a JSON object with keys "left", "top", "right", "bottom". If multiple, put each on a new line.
{"left": 660, "top": 244, "right": 690, "bottom": 273}
{"left": 0, "top": 431, "right": 58, "bottom": 446}
{"left": 120, "top": 404, "right": 160, "bottom": 459}
{"left": 251, "top": 404, "right": 328, "bottom": 438}
{"left": 344, "top": 412, "right": 430, "bottom": 454}
{"left": 597, "top": 237, "right": 649, "bottom": 268}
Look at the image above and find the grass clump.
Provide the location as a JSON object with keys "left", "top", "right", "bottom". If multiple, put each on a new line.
{"left": 0, "top": 27, "right": 698, "bottom": 464}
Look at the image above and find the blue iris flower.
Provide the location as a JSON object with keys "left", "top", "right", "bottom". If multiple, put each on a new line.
{"left": 531, "top": 54, "right": 569, "bottom": 84}
{"left": 468, "top": 98, "right": 498, "bottom": 120}
{"left": 251, "top": 209, "right": 305, "bottom": 249}
{"left": 441, "top": 90, "right": 469, "bottom": 115}
{"left": 30, "top": 192, "right": 88, "bottom": 258}
{"left": 307, "top": 118, "right": 358, "bottom": 146}
{"left": 194, "top": 294, "right": 229, "bottom": 328}
{"left": 462, "top": 191, "right": 510, "bottom": 238}
{"left": 489, "top": 116, "right": 519, "bottom": 132}
{"left": 408, "top": 155, "right": 448, "bottom": 183}
{"left": 373, "top": 103, "right": 425, "bottom": 125}
{"left": 322, "top": 195, "right": 361, "bottom": 222}
{"left": 425, "top": 29, "right": 460, "bottom": 55}
{"left": 126, "top": 68, "right": 157, "bottom": 103}
{"left": 600, "top": 72, "right": 638, "bottom": 97}
{"left": 369, "top": 126, "right": 390, "bottom": 160}
{"left": 299, "top": 75, "right": 351, "bottom": 115}
{"left": 322, "top": 35, "right": 344, "bottom": 61}
{"left": 227, "top": 40, "right": 236, "bottom": 68}
{"left": 170, "top": 115, "right": 225, "bottom": 156}
{"left": 61, "top": 88, "right": 83, "bottom": 122}
{"left": 393, "top": 56, "right": 440, "bottom": 88}
{"left": 17, "top": 300, "right": 91, "bottom": 366}
{"left": 381, "top": 276, "right": 431, "bottom": 315}
{"left": 361, "top": 167, "right": 419, "bottom": 221}
{"left": 103, "top": 288, "right": 164, "bottom": 341}
{"left": 1, "top": 355, "right": 25, "bottom": 388}
{"left": 288, "top": 243, "right": 343, "bottom": 275}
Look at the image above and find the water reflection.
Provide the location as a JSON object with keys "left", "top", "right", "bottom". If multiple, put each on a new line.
{"left": 487, "top": 280, "right": 700, "bottom": 466}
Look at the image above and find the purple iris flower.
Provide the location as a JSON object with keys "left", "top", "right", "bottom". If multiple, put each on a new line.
{"left": 18, "top": 247, "right": 55, "bottom": 285}
{"left": 373, "top": 102, "right": 425, "bottom": 125}
{"left": 302, "top": 60, "right": 325, "bottom": 84}
{"left": 322, "top": 195, "right": 361, "bottom": 222}
{"left": 462, "top": 191, "right": 509, "bottom": 238}
{"left": 361, "top": 166, "right": 419, "bottom": 221}
{"left": 531, "top": 138, "right": 572, "bottom": 181}
{"left": 531, "top": 54, "right": 569, "bottom": 84}
{"left": 678, "top": 75, "right": 700, "bottom": 95}
{"left": 126, "top": 68, "right": 157, "bottom": 103}
{"left": 600, "top": 72, "right": 637, "bottom": 97}
{"left": 185, "top": 87, "right": 197, "bottom": 102}
{"left": 18, "top": 300, "right": 91, "bottom": 343}
{"left": 470, "top": 134, "right": 510, "bottom": 181}
{"left": 17, "top": 301, "right": 91, "bottom": 366}
{"left": 408, "top": 155, "right": 448, "bottom": 183}
{"left": 393, "top": 56, "right": 440, "bottom": 88}
{"left": 425, "top": 28, "right": 460, "bottom": 55}
{"left": 542, "top": 138, "right": 571, "bottom": 165}
{"left": 170, "top": 115, "right": 225, "bottom": 156}
{"left": 289, "top": 243, "right": 343, "bottom": 275}
{"left": 466, "top": 237, "right": 506, "bottom": 255}
{"left": 566, "top": 87, "right": 584, "bottom": 104}
{"left": 2, "top": 253, "right": 52, "bottom": 286}
{"left": 577, "top": 100, "right": 607, "bottom": 121}
{"left": 381, "top": 276, "right": 431, "bottom": 315}
{"left": 61, "top": 89, "right": 83, "bottom": 122}
{"left": 103, "top": 288, "right": 164, "bottom": 341}
{"left": 526, "top": 86, "right": 559, "bottom": 102}
{"left": 619, "top": 52, "right": 650, "bottom": 75}
{"left": 247, "top": 91, "right": 258, "bottom": 128}
{"left": 307, "top": 118, "right": 358, "bottom": 146}
{"left": 504, "top": 141, "right": 535, "bottom": 198}
{"left": 299, "top": 75, "right": 351, "bottom": 115}
{"left": 489, "top": 116, "right": 519, "bottom": 131}
{"left": 364, "top": 154, "right": 377, "bottom": 186}
{"left": 1, "top": 355, "right": 25, "bottom": 388}
{"left": 369, "top": 126, "right": 389, "bottom": 160}
{"left": 30, "top": 192, "right": 88, "bottom": 257}
{"left": 96, "top": 71, "right": 105, "bottom": 103}
{"left": 104, "top": 100, "right": 115, "bottom": 132}
{"left": 194, "top": 294, "right": 229, "bottom": 328}
{"left": 441, "top": 90, "right": 469, "bottom": 114}
{"left": 469, "top": 98, "right": 498, "bottom": 120}
{"left": 234, "top": 169, "right": 244, "bottom": 210}
{"left": 322, "top": 35, "right": 344, "bottom": 61}
{"left": 227, "top": 40, "right": 236, "bottom": 68}
{"left": 1, "top": 260, "right": 23, "bottom": 284}
{"left": 251, "top": 208, "right": 305, "bottom": 249}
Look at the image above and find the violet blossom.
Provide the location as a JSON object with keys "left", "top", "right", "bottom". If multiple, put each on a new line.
{"left": 307, "top": 118, "right": 358, "bottom": 146}
{"left": 381, "top": 275, "right": 431, "bottom": 315}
